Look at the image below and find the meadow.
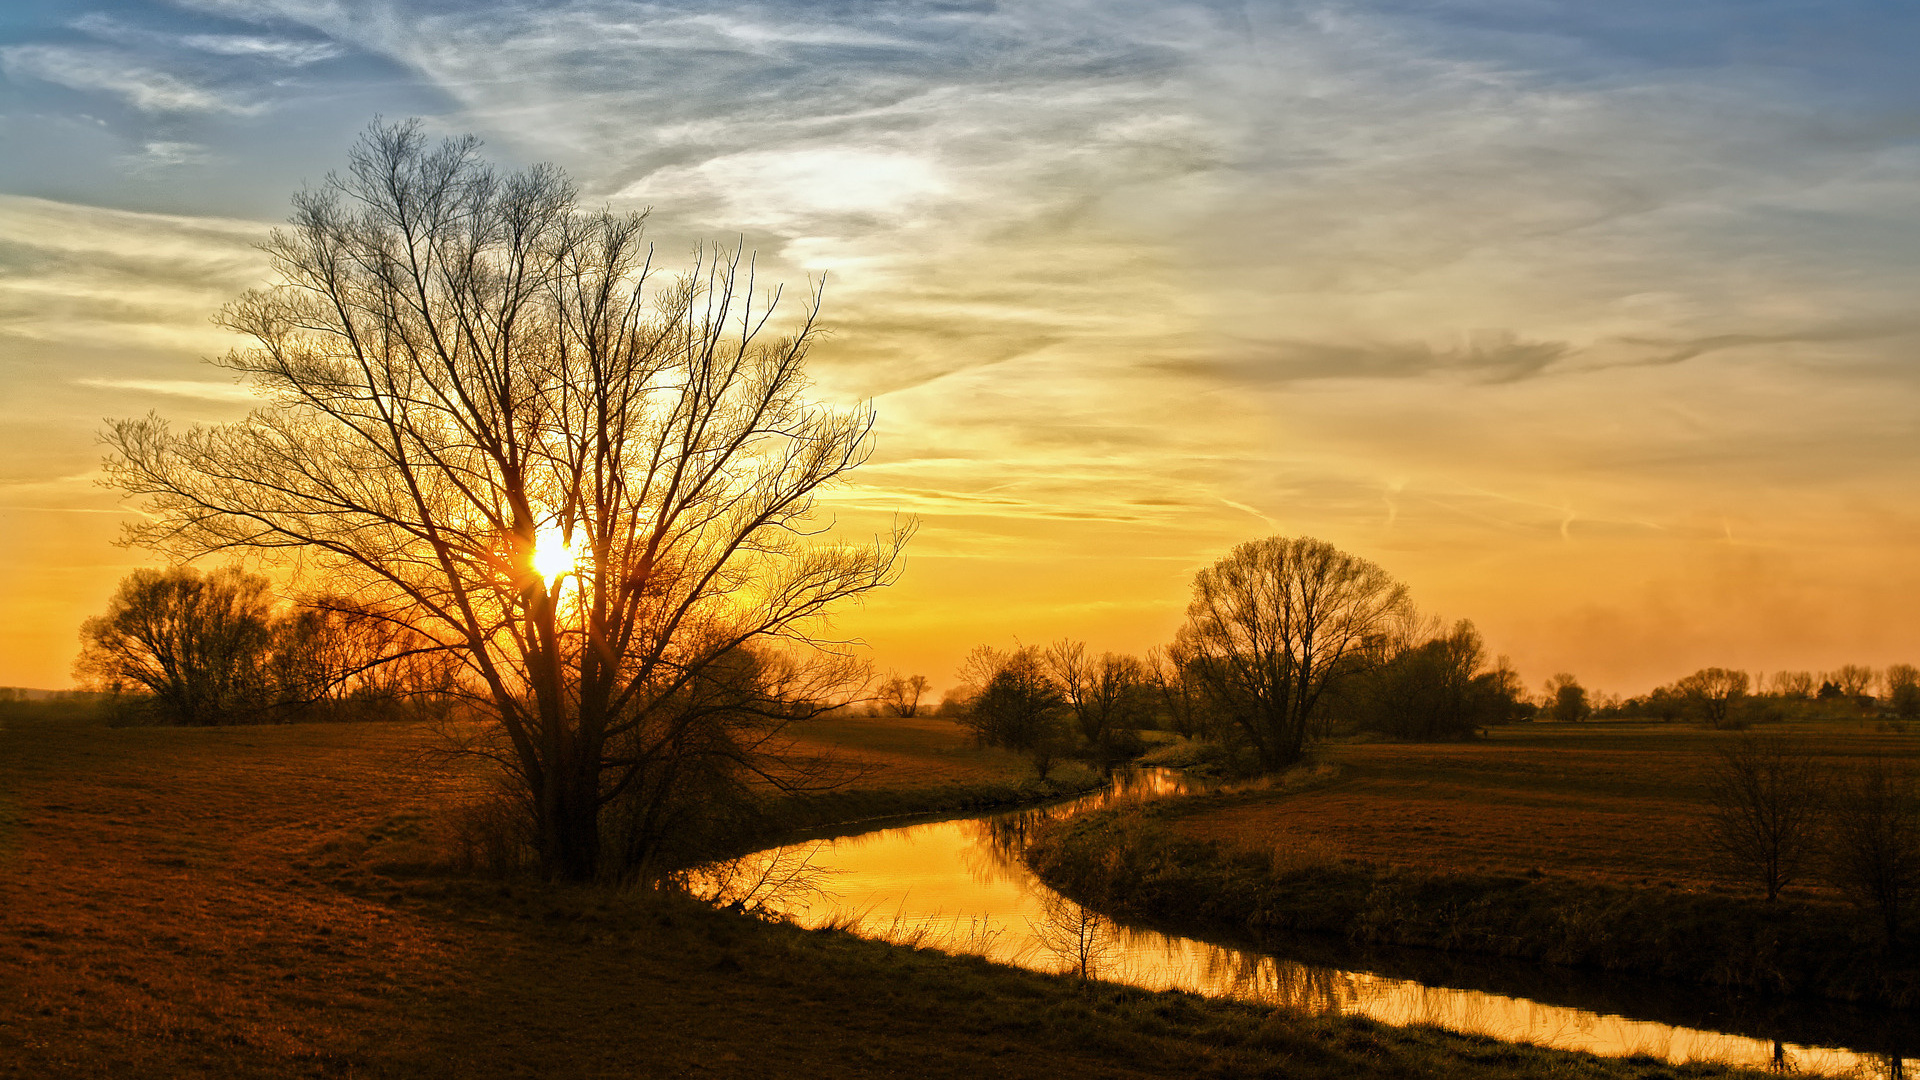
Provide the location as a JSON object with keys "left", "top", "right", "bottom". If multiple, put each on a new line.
{"left": 1030, "top": 721, "right": 1920, "bottom": 1009}
{"left": 1176, "top": 721, "right": 1920, "bottom": 893}
{"left": 0, "top": 705, "right": 1773, "bottom": 1078}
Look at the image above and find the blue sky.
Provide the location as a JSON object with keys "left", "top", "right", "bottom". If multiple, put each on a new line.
{"left": 4, "top": 1, "right": 1919, "bottom": 693}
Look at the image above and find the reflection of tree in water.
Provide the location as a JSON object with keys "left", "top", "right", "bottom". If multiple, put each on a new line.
{"left": 1197, "top": 944, "right": 1358, "bottom": 1013}
{"left": 961, "top": 767, "right": 1198, "bottom": 881}
{"left": 1031, "top": 895, "right": 1120, "bottom": 982}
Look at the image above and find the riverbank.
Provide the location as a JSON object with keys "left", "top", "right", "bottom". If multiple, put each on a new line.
{"left": 1, "top": 709, "right": 1778, "bottom": 1077}
{"left": 1027, "top": 767, "right": 1920, "bottom": 1008}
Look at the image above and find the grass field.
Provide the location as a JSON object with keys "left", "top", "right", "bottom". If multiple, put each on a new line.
{"left": 1173, "top": 722, "right": 1920, "bottom": 895}
{"left": 0, "top": 707, "right": 1773, "bottom": 1078}
{"left": 1028, "top": 721, "right": 1920, "bottom": 1008}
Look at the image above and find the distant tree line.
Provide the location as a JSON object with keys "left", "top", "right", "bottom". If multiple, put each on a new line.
{"left": 1545, "top": 663, "right": 1920, "bottom": 729}
{"left": 74, "top": 564, "right": 462, "bottom": 725}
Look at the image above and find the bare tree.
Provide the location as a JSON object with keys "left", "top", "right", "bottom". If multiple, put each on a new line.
{"left": 1769, "top": 670, "right": 1815, "bottom": 699}
{"left": 102, "top": 122, "right": 907, "bottom": 881}
{"left": 1826, "top": 757, "right": 1920, "bottom": 948}
{"left": 275, "top": 593, "right": 466, "bottom": 720}
{"left": 1172, "top": 536, "right": 1408, "bottom": 770}
{"left": 1045, "top": 639, "right": 1148, "bottom": 751}
{"left": 1886, "top": 664, "right": 1920, "bottom": 720}
{"left": 1675, "top": 668, "right": 1751, "bottom": 729}
{"left": 1828, "top": 665, "right": 1879, "bottom": 699}
{"left": 1144, "top": 645, "right": 1208, "bottom": 739}
{"left": 873, "top": 672, "right": 931, "bottom": 717}
{"left": 963, "top": 645, "right": 1065, "bottom": 758}
{"left": 74, "top": 565, "right": 279, "bottom": 725}
{"left": 1702, "top": 735, "right": 1824, "bottom": 901}
{"left": 1031, "top": 894, "right": 1119, "bottom": 984}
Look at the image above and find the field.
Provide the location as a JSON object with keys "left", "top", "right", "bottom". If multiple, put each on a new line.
{"left": 0, "top": 706, "right": 1773, "bottom": 1078}
{"left": 1172, "top": 722, "right": 1920, "bottom": 894}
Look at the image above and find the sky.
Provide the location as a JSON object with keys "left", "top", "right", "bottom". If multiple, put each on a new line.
{"left": 3, "top": 1, "right": 1919, "bottom": 696}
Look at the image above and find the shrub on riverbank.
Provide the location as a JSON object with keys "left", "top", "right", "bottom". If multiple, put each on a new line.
{"left": 1028, "top": 798, "right": 1920, "bottom": 1007}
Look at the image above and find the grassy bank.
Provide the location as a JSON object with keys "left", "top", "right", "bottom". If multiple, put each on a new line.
{"left": 1028, "top": 725, "right": 1920, "bottom": 1007}
{"left": 734, "top": 714, "right": 1105, "bottom": 848}
{"left": 0, "top": 708, "right": 1775, "bottom": 1077}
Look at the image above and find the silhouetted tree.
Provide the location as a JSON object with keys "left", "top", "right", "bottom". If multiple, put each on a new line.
{"left": 1829, "top": 665, "right": 1879, "bottom": 699}
{"left": 1886, "top": 664, "right": 1920, "bottom": 720}
{"left": 1770, "top": 670, "right": 1814, "bottom": 699}
{"left": 1046, "top": 639, "right": 1151, "bottom": 758}
{"left": 1702, "top": 735, "right": 1824, "bottom": 901}
{"left": 1145, "top": 645, "right": 1210, "bottom": 739}
{"left": 964, "top": 646, "right": 1066, "bottom": 757}
{"left": 873, "top": 672, "right": 931, "bottom": 717}
{"left": 275, "top": 594, "right": 465, "bottom": 720}
{"left": 74, "top": 565, "right": 278, "bottom": 725}
{"left": 1542, "top": 673, "right": 1590, "bottom": 722}
{"left": 1351, "top": 620, "right": 1526, "bottom": 739}
{"left": 1674, "top": 667, "right": 1750, "bottom": 729}
{"left": 101, "top": 122, "right": 906, "bottom": 881}
{"left": 1172, "top": 536, "right": 1409, "bottom": 770}
{"left": 1825, "top": 757, "right": 1920, "bottom": 948}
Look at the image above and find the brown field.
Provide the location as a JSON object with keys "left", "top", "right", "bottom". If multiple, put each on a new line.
{"left": 778, "top": 713, "right": 1035, "bottom": 787}
{"left": 0, "top": 708, "right": 1776, "bottom": 1079}
{"left": 1173, "top": 722, "right": 1920, "bottom": 894}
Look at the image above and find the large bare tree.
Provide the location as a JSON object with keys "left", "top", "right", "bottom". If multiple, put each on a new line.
{"left": 1172, "top": 536, "right": 1408, "bottom": 770}
{"left": 104, "top": 122, "right": 907, "bottom": 880}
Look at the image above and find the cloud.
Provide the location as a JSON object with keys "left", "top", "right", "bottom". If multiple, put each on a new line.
{"left": 0, "top": 194, "right": 267, "bottom": 351}
{"left": 74, "top": 377, "right": 257, "bottom": 402}
{"left": 1174, "top": 331, "right": 1574, "bottom": 386}
{"left": 70, "top": 13, "right": 345, "bottom": 67}
{"left": 0, "top": 44, "right": 259, "bottom": 114}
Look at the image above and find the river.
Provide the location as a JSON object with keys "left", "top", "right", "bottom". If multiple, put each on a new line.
{"left": 714, "top": 768, "right": 1915, "bottom": 1077}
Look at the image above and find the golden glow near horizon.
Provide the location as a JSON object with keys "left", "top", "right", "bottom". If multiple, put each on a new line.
{"left": 4, "top": 3, "right": 1920, "bottom": 696}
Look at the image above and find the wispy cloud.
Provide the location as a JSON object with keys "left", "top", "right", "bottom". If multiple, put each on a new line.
{"left": 74, "top": 377, "right": 257, "bottom": 402}
{"left": 0, "top": 44, "right": 259, "bottom": 114}
{"left": 70, "top": 13, "right": 346, "bottom": 67}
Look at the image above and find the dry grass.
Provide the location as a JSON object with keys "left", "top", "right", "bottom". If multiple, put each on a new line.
{"left": 774, "top": 713, "right": 1037, "bottom": 789}
{"left": 1, "top": 708, "right": 1778, "bottom": 1079}
{"left": 1173, "top": 722, "right": 1920, "bottom": 895}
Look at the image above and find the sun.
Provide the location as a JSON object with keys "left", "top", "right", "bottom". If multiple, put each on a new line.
{"left": 532, "top": 524, "right": 577, "bottom": 581}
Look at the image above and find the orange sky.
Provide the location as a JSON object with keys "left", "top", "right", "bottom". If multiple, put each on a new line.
{"left": 5, "top": 2, "right": 1920, "bottom": 697}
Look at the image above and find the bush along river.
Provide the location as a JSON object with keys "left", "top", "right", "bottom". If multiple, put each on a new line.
{"left": 705, "top": 768, "right": 1916, "bottom": 1077}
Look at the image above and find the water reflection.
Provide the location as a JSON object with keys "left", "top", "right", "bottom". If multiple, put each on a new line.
{"left": 741, "top": 768, "right": 1915, "bottom": 1077}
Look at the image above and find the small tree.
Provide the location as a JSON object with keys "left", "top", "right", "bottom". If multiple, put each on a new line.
{"left": 1826, "top": 757, "right": 1920, "bottom": 948}
{"left": 1145, "top": 646, "right": 1210, "bottom": 739}
{"left": 1885, "top": 664, "right": 1920, "bottom": 720}
{"left": 1769, "top": 670, "right": 1815, "bottom": 699}
{"left": 1046, "top": 640, "right": 1150, "bottom": 757}
{"left": 965, "top": 646, "right": 1066, "bottom": 757}
{"left": 874, "top": 672, "right": 931, "bottom": 717}
{"left": 1702, "top": 735, "right": 1824, "bottom": 901}
{"left": 1542, "top": 673, "right": 1590, "bottom": 722}
{"left": 1031, "top": 895, "right": 1119, "bottom": 984}
{"left": 1351, "top": 619, "right": 1524, "bottom": 740}
{"left": 1829, "top": 665, "right": 1878, "bottom": 699}
{"left": 74, "top": 565, "right": 279, "bottom": 725}
{"left": 1675, "top": 667, "right": 1751, "bottom": 729}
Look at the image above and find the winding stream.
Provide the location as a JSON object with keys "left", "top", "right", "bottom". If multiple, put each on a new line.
{"left": 731, "top": 769, "right": 1915, "bottom": 1077}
